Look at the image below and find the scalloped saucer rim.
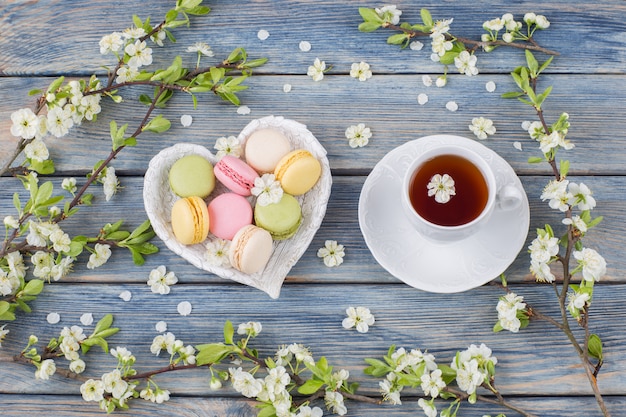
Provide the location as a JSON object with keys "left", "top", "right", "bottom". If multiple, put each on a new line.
{"left": 358, "top": 135, "right": 530, "bottom": 293}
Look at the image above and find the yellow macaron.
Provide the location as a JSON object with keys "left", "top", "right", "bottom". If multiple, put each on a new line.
{"left": 170, "top": 196, "right": 210, "bottom": 245}
{"left": 274, "top": 149, "right": 321, "bottom": 195}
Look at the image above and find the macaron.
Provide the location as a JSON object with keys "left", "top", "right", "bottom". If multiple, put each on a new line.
{"left": 244, "top": 128, "right": 291, "bottom": 174}
{"left": 214, "top": 155, "right": 259, "bottom": 196}
{"left": 274, "top": 149, "right": 322, "bottom": 196}
{"left": 254, "top": 193, "right": 302, "bottom": 240}
{"left": 207, "top": 192, "right": 253, "bottom": 240}
{"left": 169, "top": 154, "right": 215, "bottom": 198}
{"left": 229, "top": 225, "right": 273, "bottom": 274}
{"left": 170, "top": 196, "right": 210, "bottom": 245}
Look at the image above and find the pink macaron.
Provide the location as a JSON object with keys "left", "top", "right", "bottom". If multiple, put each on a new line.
{"left": 214, "top": 155, "right": 259, "bottom": 196}
{"left": 207, "top": 192, "right": 253, "bottom": 240}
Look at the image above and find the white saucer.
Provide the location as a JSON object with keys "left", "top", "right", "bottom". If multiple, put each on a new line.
{"left": 358, "top": 135, "right": 530, "bottom": 293}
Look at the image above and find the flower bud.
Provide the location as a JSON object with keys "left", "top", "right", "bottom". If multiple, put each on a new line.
{"left": 4, "top": 216, "right": 19, "bottom": 229}
{"left": 524, "top": 12, "right": 537, "bottom": 24}
{"left": 209, "top": 377, "right": 223, "bottom": 390}
{"left": 435, "top": 76, "right": 447, "bottom": 88}
{"left": 28, "top": 335, "right": 39, "bottom": 345}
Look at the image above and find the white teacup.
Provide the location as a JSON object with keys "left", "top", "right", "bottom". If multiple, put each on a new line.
{"left": 401, "top": 143, "right": 522, "bottom": 242}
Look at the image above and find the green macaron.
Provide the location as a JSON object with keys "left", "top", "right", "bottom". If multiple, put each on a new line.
{"left": 169, "top": 154, "right": 215, "bottom": 198}
{"left": 254, "top": 193, "right": 302, "bottom": 240}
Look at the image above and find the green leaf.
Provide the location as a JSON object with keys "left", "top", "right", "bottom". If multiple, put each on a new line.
{"left": 297, "top": 378, "right": 324, "bottom": 395}
{"left": 195, "top": 343, "right": 235, "bottom": 366}
{"left": 538, "top": 56, "right": 554, "bottom": 74}
{"left": 165, "top": 9, "right": 179, "bottom": 23}
{"left": 256, "top": 405, "right": 276, "bottom": 417}
{"left": 13, "top": 192, "right": 22, "bottom": 213}
{"left": 359, "top": 7, "right": 383, "bottom": 24}
{"left": 23, "top": 279, "right": 44, "bottom": 296}
{"left": 438, "top": 364, "right": 457, "bottom": 384}
{"left": 142, "top": 115, "right": 171, "bottom": 133}
{"left": 139, "top": 94, "right": 153, "bottom": 106}
{"left": 186, "top": 5, "right": 210, "bottom": 15}
{"left": 47, "top": 76, "right": 65, "bottom": 94}
{"left": 16, "top": 299, "right": 31, "bottom": 313}
{"left": 587, "top": 215, "right": 604, "bottom": 229}
{"left": 94, "top": 327, "right": 120, "bottom": 339}
{"left": 0, "top": 310, "right": 16, "bottom": 321}
{"left": 209, "top": 67, "right": 226, "bottom": 85}
{"left": 588, "top": 334, "right": 603, "bottom": 360}
{"left": 358, "top": 21, "right": 381, "bottom": 32}
{"left": 129, "top": 247, "right": 145, "bottom": 266}
{"left": 387, "top": 33, "right": 408, "bottom": 45}
{"left": 560, "top": 159, "right": 570, "bottom": 177}
{"left": 93, "top": 314, "right": 114, "bottom": 335}
{"left": 29, "top": 89, "right": 43, "bottom": 96}
{"left": 525, "top": 50, "right": 539, "bottom": 77}
{"left": 224, "top": 320, "right": 234, "bottom": 345}
{"left": 132, "top": 14, "right": 143, "bottom": 29}
{"left": 29, "top": 159, "right": 55, "bottom": 175}
{"left": 420, "top": 8, "right": 433, "bottom": 27}
{"left": 82, "top": 336, "right": 108, "bottom": 353}
{"left": 0, "top": 301, "right": 12, "bottom": 315}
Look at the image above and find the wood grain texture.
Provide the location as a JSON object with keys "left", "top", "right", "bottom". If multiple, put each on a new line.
{"left": 2, "top": 74, "right": 626, "bottom": 176}
{"left": 1, "top": 284, "right": 625, "bottom": 397}
{"left": 0, "top": 175, "right": 622, "bottom": 284}
{"left": 1, "top": 1, "right": 625, "bottom": 76}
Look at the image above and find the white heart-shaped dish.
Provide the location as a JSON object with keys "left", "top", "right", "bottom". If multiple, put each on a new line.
{"left": 143, "top": 116, "right": 332, "bottom": 298}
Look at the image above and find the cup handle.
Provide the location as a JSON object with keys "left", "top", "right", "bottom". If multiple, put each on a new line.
{"left": 496, "top": 184, "right": 523, "bottom": 211}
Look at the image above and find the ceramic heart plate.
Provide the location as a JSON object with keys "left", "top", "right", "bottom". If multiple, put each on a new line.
{"left": 143, "top": 116, "right": 332, "bottom": 298}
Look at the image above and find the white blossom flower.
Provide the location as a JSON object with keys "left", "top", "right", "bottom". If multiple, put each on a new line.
{"left": 317, "top": 240, "right": 345, "bottom": 267}
{"left": 205, "top": 238, "right": 232, "bottom": 267}
{"left": 10, "top": 108, "right": 40, "bottom": 139}
{"left": 115, "top": 65, "right": 139, "bottom": 83}
{"left": 0, "top": 269, "right": 18, "bottom": 296}
{"left": 483, "top": 18, "right": 504, "bottom": 32}
{"left": 154, "top": 388, "right": 170, "bottom": 404}
{"left": 147, "top": 265, "right": 178, "bottom": 295}
{"left": 151, "top": 30, "right": 167, "bottom": 46}
{"left": 0, "top": 324, "right": 9, "bottom": 348}
{"left": 435, "top": 75, "right": 447, "bottom": 87}
{"left": 539, "top": 131, "right": 573, "bottom": 154}
{"left": 524, "top": 13, "right": 537, "bottom": 25}
{"left": 50, "top": 256, "right": 74, "bottom": 281}
{"left": 573, "top": 248, "right": 607, "bottom": 282}
{"left": 344, "top": 123, "right": 372, "bottom": 148}
{"left": 125, "top": 40, "right": 153, "bottom": 69}
{"left": 342, "top": 306, "right": 375, "bottom": 333}
{"left": 496, "top": 292, "right": 526, "bottom": 332}
{"left": 69, "top": 359, "right": 86, "bottom": 374}
{"left": 502, "top": 32, "right": 514, "bottom": 43}
{"left": 99, "top": 32, "right": 123, "bottom": 55}
{"left": 562, "top": 215, "right": 588, "bottom": 233}
{"left": 79, "top": 95, "right": 102, "bottom": 121}
{"left": 61, "top": 177, "right": 76, "bottom": 194}
{"left": 140, "top": 387, "right": 156, "bottom": 402}
{"left": 454, "top": 358, "right": 484, "bottom": 394}
{"left": 568, "top": 291, "right": 590, "bottom": 315}
{"left": 214, "top": 135, "right": 242, "bottom": 158}
{"left": 81, "top": 379, "right": 105, "bottom": 402}
{"left": 530, "top": 259, "right": 556, "bottom": 283}
{"left": 427, "top": 173, "right": 456, "bottom": 203}
{"left": 251, "top": 173, "right": 284, "bottom": 206}
{"left": 568, "top": 182, "right": 596, "bottom": 211}
{"left": 469, "top": 117, "right": 496, "bottom": 140}
{"left": 324, "top": 391, "right": 347, "bottom": 416}
{"left": 35, "top": 359, "right": 56, "bottom": 380}
{"left": 420, "top": 368, "right": 446, "bottom": 397}
{"left": 535, "top": 15, "right": 550, "bottom": 29}
{"left": 307, "top": 58, "right": 326, "bottom": 82}
{"left": 540, "top": 179, "right": 571, "bottom": 212}
{"left": 455, "top": 50, "right": 479, "bottom": 76}
{"left": 122, "top": 27, "right": 147, "bottom": 40}
{"left": 375, "top": 5, "right": 402, "bottom": 25}
{"left": 230, "top": 367, "right": 263, "bottom": 398}
{"left": 32, "top": 251, "right": 54, "bottom": 279}
{"left": 102, "top": 166, "right": 120, "bottom": 201}
{"left": 349, "top": 61, "right": 372, "bottom": 81}
{"left": 418, "top": 398, "right": 437, "bottom": 417}
{"left": 24, "top": 138, "right": 49, "bottom": 163}
{"left": 6, "top": 251, "right": 26, "bottom": 281}
{"left": 186, "top": 42, "right": 214, "bottom": 56}
{"left": 526, "top": 121, "right": 545, "bottom": 139}
{"left": 237, "top": 321, "right": 262, "bottom": 337}
{"left": 87, "top": 243, "right": 111, "bottom": 269}
{"left": 296, "top": 405, "right": 323, "bottom": 417}
{"left": 46, "top": 106, "right": 74, "bottom": 138}
{"left": 379, "top": 376, "right": 403, "bottom": 405}
{"left": 430, "top": 34, "right": 453, "bottom": 57}
{"left": 49, "top": 229, "right": 71, "bottom": 254}
{"left": 430, "top": 18, "right": 453, "bottom": 37}
{"left": 102, "top": 369, "right": 129, "bottom": 400}
{"left": 110, "top": 347, "right": 135, "bottom": 364}
{"left": 4, "top": 216, "right": 19, "bottom": 229}
{"left": 151, "top": 332, "right": 176, "bottom": 356}
{"left": 528, "top": 233, "right": 559, "bottom": 263}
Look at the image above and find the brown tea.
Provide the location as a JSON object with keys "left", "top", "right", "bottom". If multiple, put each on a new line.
{"left": 408, "top": 154, "right": 489, "bottom": 226}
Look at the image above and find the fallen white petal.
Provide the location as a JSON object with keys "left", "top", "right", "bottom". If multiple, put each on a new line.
{"left": 299, "top": 41, "right": 311, "bottom": 52}
{"left": 177, "top": 301, "right": 192, "bottom": 316}
{"left": 422, "top": 75, "right": 433, "bottom": 87}
{"left": 119, "top": 290, "right": 132, "bottom": 302}
{"left": 410, "top": 41, "right": 424, "bottom": 51}
{"left": 155, "top": 321, "right": 168, "bottom": 333}
{"left": 521, "top": 120, "right": 531, "bottom": 130}
{"left": 47, "top": 312, "right": 60, "bottom": 324}
{"left": 513, "top": 141, "right": 523, "bottom": 151}
{"left": 80, "top": 313, "right": 94, "bottom": 326}
{"left": 180, "top": 114, "right": 193, "bottom": 127}
{"left": 257, "top": 29, "right": 270, "bottom": 41}
{"left": 486, "top": 81, "right": 496, "bottom": 92}
{"left": 417, "top": 93, "right": 429, "bottom": 105}
{"left": 445, "top": 101, "right": 459, "bottom": 112}
{"left": 283, "top": 83, "right": 292, "bottom": 93}
{"left": 237, "top": 105, "right": 251, "bottom": 115}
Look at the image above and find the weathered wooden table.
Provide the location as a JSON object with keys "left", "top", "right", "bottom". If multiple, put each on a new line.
{"left": 1, "top": 1, "right": 625, "bottom": 416}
